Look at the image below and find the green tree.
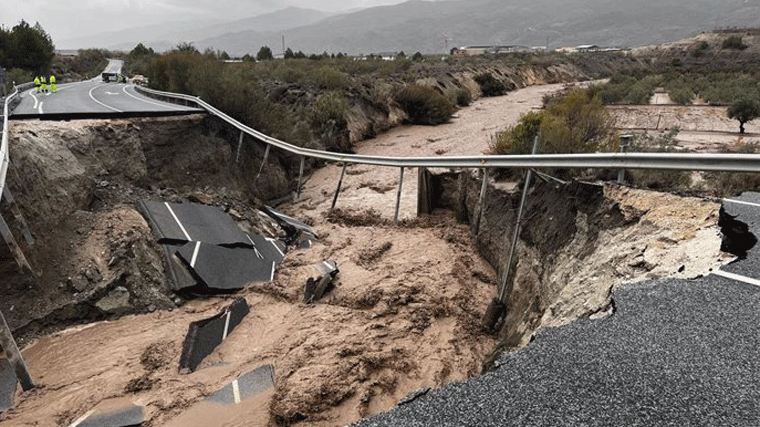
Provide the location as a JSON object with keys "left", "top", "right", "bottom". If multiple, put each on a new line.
{"left": 219, "top": 51, "right": 230, "bottom": 60}
{"left": 412, "top": 51, "right": 423, "bottom": 61}
{"left": 727, "top": 98, "right": 760, "bottom": 134}
{"left": 130, "top": 43, "right": 154, "bottom": 56}
{"left": 6, "top": 20, "right": 54, "bottom": 72}
{"left": 284, "top": 47, "right": 295, "bottom": 59}
{"left": 174, "top": 42, "right": 198, "bottom": 53}
{"left": 256, "top": 46, "right": 273, "bottom": 61}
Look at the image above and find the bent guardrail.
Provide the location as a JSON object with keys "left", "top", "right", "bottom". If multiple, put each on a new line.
{"left": 135, "top": 86, "right": 760, "bottom": 173}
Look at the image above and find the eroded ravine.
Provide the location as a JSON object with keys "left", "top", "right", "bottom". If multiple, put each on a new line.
{"left": 0, "top": 82, "right": 734, "bottom": 427}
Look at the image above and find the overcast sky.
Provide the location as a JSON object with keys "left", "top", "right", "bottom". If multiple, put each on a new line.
{"left": 3, "top": 0, "right": 408, "bottom": 43}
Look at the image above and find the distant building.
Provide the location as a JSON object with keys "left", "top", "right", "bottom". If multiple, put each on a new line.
{"left": 55, "top": 49, "right": 78, "bottom": 57}
{"left": 450, "top": 45, "right": 533, "bottom": 56}
{"left": 556, "top": 45, "right": 625, "bottom": 53}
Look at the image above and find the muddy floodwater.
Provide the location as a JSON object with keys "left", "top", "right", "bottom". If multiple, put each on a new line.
{"left": 1, "top": 83, "right": 574, "bottom": 427}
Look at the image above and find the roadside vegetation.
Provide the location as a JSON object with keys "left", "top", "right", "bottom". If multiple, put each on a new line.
{"left": 490, "top": 87, "right": 618, "bottom": 155}
{"left": 0, "top": 20, "right": 54, "bottom": 92}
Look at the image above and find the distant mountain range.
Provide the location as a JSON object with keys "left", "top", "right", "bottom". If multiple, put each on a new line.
{"left": 60, "top": 0, "right": 760, "bottom": 55}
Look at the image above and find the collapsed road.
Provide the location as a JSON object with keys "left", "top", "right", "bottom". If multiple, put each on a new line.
{"left": 0, "top": 80, "right": 747, "bottom": 426}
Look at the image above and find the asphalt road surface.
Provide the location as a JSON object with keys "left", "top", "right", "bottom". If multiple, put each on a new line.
{"left": 11, "top": 59, "right": 201, "bottom": 118}
{"left": 355, "top": 197, "right": 760, "bottom": 427}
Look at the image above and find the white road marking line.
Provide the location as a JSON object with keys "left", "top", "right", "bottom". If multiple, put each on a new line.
{"left": 270, "top": 261, "right": 275, "bottom": 282}
{"left": 246, "top": 234, "right": 264, "bottom": 259}
{"left": 31, "top": 93, "right": 38, "bottom": 109}
{"left": 266, "top": 238, "right": 285, "bottom": 258}
{"left": 88, "top": 83, "right": 122, "bottom": 112}
{"left": 222, "top": 310, "right": 231, "bottom": 340}
{"left": 164, "top": 202, "right": 191, "bottom": 241}
{"left": 122, "top": 85, "right": 188, "bottom": 111}
{"left": 37, "top": 101, "right": 43, "bottom": 115}
{"left": 232, "top": 379, "right": 241, "bottom": 404}
{"left": 722, "top": 198, "right": 760, "bottom": 209}
{"left": 68, "top": 409, "right": 96, "bottom": 427}
{"left": 713, "top": 270, "right": 760, "bottom": 288}
{"left": 190, "top": 241, "right": 201, "bottom": 268}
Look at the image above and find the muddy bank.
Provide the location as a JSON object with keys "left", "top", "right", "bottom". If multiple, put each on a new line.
{"left": 452, "top": 173, "right": 732, "bottom": 356}
{"left": 3, "top": 115, "right": 291, "bottom": 338}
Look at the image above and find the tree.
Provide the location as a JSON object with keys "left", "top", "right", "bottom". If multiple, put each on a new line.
{"left": 242, "top": 53, "right": 255, "bottom": 63}
{"left": 284, "top": 47, "right": 295, "bottom": 59}
{"left": 256, "top": 45, "right": 273, "bottom": 61}
{"left": 174, "top": 42, "right": 198, "bottom": 53}
{"left": 412, "top": 51, "right": 423, "bottom": 61}
{"left": 727, "top": 99, "right": 760, "bottom": 134}
{"left": 219, "top": 51, "right": 230, "bottom": 60}
{"left": 130, "top": 43, "right": 154, "bottom": 57}
{"left": 4, "top": 20, "right": 54, "bottom": 72}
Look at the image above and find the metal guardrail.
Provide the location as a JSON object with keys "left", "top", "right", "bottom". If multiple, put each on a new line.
{"left": 0, "top": 86, "right": 19, "bottom": 198}
{"left": 135, "top": 86, "right": 760, "bottom": 173}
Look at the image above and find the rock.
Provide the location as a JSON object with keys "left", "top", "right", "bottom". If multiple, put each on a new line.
{"left": 96, "top": 286, "right": 131, "bottom": 314}
{"left": 69, "top": 275, "right": 89, "bottom": 292}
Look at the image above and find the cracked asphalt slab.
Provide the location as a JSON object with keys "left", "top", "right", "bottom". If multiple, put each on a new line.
{"left": 354, "top": 276, "right": 760, "bottom": 426}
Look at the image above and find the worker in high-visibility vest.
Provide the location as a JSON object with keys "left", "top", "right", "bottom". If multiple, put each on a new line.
{"left": 34, "top": 76, "right": 40, "bottom": 93}
{"left": 40, "top": 76, "right": 47, "bottom": 93}
{"left": 49, "top": 75, "right": 56, "bottom": 93}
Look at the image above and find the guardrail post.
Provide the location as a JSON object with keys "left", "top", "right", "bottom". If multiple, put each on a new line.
{"left": 417, "top": 167, "right": 432, "bottom": 216}
{"left": 618, "top": 134, "right": 632, "bottom": 184}
{"left": 295, "top": 156, "right": 305, "bottom": 201}
{"left": 474, "top": 168, "right": 490, "bottom": 235}
{"left": 254, "top": 144, "right": 270, "bottom": 183}
{"left": 0, "top": 213, "right": 31, "bottom": 274}
{"left": 394, "top": 167, "right": 405, "bottom": 224}
{"left": 3, "top": 188, "right": 33, "bottom": 245}
{"left": 497, "top": 136, "right": 540, "bottom": 304}
{"left": 235, "top": 131, "right": 245, "bottom": 163}
{"left": 0, "top": 309, "right": 35, "bottom": 391}
{"left": 331, "top": 163, "right": 347, "bottom": 210}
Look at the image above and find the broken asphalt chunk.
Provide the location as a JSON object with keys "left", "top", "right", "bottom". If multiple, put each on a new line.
{"left": 246, "top": 233, "right": 287, "bottom": 264}
{"left": 206, "top": 364, "right": 275, "bottom": 405}
{"left": 303, "top": 260, "right": 339, "bottom": 304}
{"left": 68, "top": 398, "right": 144, "bottom": 427}
{"left": 180, "top": 298, "right": 249, "bottom": 372}
{"left": 139, "top": 201, "right": 251, "bottom": 247}
{"left": 176, "top": 242, "right": 276, "bottom": 292}
{"left": 262, "top": 206, "right": 316, "bottom": 247}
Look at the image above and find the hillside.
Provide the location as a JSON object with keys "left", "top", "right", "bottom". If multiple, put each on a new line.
{"left": 58, "top": 7, "right": 330, "bottom": 51}
{"left": 194, "top": 0, "right": 760, "bottom": 55}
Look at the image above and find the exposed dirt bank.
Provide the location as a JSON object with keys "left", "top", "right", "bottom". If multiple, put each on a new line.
{"left": 458, "top": 177, "right": 732, "bottom": 354}
{"left": 0, "top": 78, "right": 734, "bottom": 427}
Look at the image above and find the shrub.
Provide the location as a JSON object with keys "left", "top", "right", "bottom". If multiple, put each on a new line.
{"left": 307, "top": 92, "right": 350, "bottom": 151}
{"left": 665, "top": 80, "right": 694, "bottom": 105}
{"left": 474, "top": 73, "right": 507, "bottom": 96}
{"left": 395, "top": 84, "right": 455, "bottom": 125}
{"left": 5, "top": 68, "right": 32, "bottom": 91}
{"left": 490, "top": 88, "right": 617, "bottom": 157}
{"left": 489, "top": 110, "right": 544, "bottom": 155}
{"left": 447, "top": 87, "right": 471, "bottom": 107}
{"left": 722, "top": 35, "right": 748, "bottom": 50}
{"left": 703, "top": 142, "right": 760, "bottom": 197}
{"left": 625, "top": 131, "right": 691, "bottom": 190}
{"left": 310, "top": 66, "right": 349, "bottom": 90}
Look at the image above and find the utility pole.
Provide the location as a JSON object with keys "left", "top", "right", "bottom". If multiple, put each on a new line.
{"left": 282, "top": 35, "right": 286, "bottom": 57}
{"left": 0, "top": 310, "right": 34, "bottom": 391}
